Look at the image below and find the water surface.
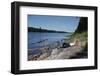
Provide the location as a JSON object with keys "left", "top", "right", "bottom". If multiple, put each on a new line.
{"left": 28, "top": 32, "right": 71, "bottom": 55}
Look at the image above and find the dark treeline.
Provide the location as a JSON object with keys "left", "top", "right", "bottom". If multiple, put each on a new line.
{"left": 75, "top": 17, "right": 88, "bottom": 33}
{"left": 28, "top": 27, "right": 68, "bottom": 33}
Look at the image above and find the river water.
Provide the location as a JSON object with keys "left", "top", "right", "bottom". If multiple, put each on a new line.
{"left": 28, "top": 32, "right": 71, "bottom": 56}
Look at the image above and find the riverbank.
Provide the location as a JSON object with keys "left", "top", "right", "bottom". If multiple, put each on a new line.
{"left": 28, "top": 32, "right": 88, "bottom": 61}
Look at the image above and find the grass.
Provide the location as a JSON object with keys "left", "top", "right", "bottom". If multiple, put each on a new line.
{"left": 64, "top": 32, "right": 88, "bottom": 47}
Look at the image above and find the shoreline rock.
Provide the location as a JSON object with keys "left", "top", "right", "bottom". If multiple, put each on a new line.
{"left": 28, "top": 44, "right": 86, "bottom": 61}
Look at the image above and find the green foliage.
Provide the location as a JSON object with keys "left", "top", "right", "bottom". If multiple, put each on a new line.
{"left": 70, "top": 32, "right": 87, "bottom": 42}
{"left": 64, "top": 32, "right": 88, "bottom": 48}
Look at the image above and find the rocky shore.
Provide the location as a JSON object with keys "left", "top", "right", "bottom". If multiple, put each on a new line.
{"left": 28, "top": 40, "right": 87, "bottom": 61}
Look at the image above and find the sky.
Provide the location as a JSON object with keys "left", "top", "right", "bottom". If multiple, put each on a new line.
{"left": 28, "top": 15, "right": 80, "bottom": 32}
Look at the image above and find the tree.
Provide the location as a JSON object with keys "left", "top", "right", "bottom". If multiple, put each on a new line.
{"left": 75, "top": 17, "right": 88, "bottom": 33}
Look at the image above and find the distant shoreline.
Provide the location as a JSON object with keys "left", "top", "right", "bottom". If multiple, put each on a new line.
{"left": 28, "top": 31, "right": 72, "bottom": 34}
{"left": 28, "top": 27, "right": 72, "bottom": 33}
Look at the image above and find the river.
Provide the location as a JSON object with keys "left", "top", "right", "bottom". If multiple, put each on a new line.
{"left": 28, "top": 32, "right": 71, "bottom": 49}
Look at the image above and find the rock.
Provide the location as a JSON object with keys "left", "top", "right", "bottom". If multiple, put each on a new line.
{"left": 51, "top": 48, "right": 61, "bottom": 55}
{"left": 37, "top": 53, "right": 50, "bottom": 60}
